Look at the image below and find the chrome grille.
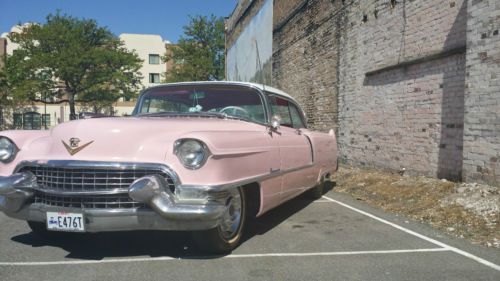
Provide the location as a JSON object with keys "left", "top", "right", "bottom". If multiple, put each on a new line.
{"left": 19, "top": 164, "right": 176, "bottom": 209}
{"left": 19, "top": 166, "right": 175, "bottom": 193}
{"left": 33, "top": 192, "right": 146, "bottom": 209}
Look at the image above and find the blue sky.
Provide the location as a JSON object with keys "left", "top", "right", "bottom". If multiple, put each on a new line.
{"left": 0, "top": 0, "right": 238, "bottom": 43}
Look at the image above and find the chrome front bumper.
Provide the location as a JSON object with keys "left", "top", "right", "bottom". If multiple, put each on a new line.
{"left": 0, "top": 172, "right": 228, "bottom": 232}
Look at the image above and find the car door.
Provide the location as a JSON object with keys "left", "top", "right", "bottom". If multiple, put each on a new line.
{"left": 267, "top": 95, "right": 314, "bottom": 200}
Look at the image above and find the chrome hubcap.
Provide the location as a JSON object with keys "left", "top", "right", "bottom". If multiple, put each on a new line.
{"left": 219, "top": 188, "right": 242, "bottom": 240}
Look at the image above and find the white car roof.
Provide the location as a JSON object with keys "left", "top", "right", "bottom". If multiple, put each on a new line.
{"left": 149, "top": 81, "right": 299, "bottom": 104}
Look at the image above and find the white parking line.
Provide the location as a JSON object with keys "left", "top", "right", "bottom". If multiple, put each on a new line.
{"left": 322, "top": 195, "right": 500, "bottom": 272}
{"left": 0, "top": 248, "right": 449, "bottom": 266}
{"left": 312, "top": 200, "right": 333, "bottom": 203}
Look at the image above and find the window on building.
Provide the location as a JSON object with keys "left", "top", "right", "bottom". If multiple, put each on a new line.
{"left": 22, "top": 112, "right": 41, "bottom": 130}
{"left": 42, "top": 114, "right": 51, "bottom": 128}
{"left": 13, "top": 113, "right": 23, "bottom": 129}
{"left": 149, "top": 73, "right": 160, "bottom": 83}
{"left": 149, "top": 54, "right": 160, "bottom": 64}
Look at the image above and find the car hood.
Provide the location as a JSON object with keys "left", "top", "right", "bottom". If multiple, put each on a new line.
{"left": 17, "top": 116, "right": 266, "bottom": 164}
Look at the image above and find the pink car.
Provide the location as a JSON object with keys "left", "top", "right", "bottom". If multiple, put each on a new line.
{"left": 0, "top": 81, "right": 337, "bottom": 253}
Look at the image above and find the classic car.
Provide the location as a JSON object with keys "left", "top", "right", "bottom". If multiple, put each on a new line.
{"left": 0, "top": 81, "right": 338, "bottom": 253}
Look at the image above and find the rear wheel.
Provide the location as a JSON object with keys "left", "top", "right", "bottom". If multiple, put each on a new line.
{"left": 308, "top": 177, "right": 327, "bottom": 199}
{"left": 193, "top": 187, "right": 246, "bottom": 254}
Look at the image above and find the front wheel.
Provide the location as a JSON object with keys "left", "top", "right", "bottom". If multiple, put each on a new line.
{"left": 192, "top": 187, "right": 246, "bottom": 254}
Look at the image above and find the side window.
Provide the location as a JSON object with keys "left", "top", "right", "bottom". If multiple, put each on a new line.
{"left": 269, "top": 96, "right": 292, "bottom": 128}
{"left": 289, "top": 104, "right": 306, "bottom": 129}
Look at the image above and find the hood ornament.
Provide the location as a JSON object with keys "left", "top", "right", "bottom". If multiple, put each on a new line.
{"left": 62, "top": 138, "right": 94, "bottom": 156}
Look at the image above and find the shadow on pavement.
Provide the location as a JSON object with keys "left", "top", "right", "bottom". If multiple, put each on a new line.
{"left": 10, "top": 181, "right": 336, "bottom": 260}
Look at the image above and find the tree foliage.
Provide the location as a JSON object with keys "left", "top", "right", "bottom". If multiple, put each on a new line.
{"left": 164, "top": 15, "right": 225, "bottom": 82}
{"left": 5, "top": 13, "right": 143, "bottom": 119}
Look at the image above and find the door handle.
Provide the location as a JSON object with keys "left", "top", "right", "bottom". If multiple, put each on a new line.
{"left": 295, "top": 129, "right": 302, "bottom": 135}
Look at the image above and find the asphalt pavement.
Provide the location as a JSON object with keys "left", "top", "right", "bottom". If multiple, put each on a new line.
{"left": 0, "top": 188, "right": 499, "bottom": 281}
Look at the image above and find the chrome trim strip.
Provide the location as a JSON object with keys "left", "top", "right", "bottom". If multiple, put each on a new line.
{"left": 180, "top": 163, "right": 315, "bottom": 191}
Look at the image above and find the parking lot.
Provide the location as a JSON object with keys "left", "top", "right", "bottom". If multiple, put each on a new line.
{"left": 0, "top": 189, "right": 499, "bottom": 281}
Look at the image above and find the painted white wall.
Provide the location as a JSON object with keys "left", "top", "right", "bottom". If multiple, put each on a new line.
{"left": 119, "top": 33, "right": 168, "bottom": 89}
{"left": 1, "top": 23, "right": 35, "bottom": 55}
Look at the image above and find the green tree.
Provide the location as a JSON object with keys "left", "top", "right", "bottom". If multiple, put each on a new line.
{"left": 164, "top": 15, "right": 225, "bottom": 82}
{"left": 0, "top": 70, "right": 10, "bottom": 129}
{"left": 6, "top": 13, "right": 143, "bottom": 119}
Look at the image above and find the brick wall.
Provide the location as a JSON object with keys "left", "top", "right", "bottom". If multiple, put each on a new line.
{"left": 273, "top": 0, "right": 343, "bottom": 132}
{"left": 462, "top": 0, "right": 500, "bottom": 185}
{"left": 226, "top": 0, "right": 499, "bottom": 185}
{"left": 337, "top": 0, "right": 467, "bottom": 180}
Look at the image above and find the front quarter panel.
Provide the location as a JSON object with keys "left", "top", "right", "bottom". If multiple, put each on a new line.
{"left": 0, "top": 130, "right": 51, "bottom": 176}
{"left": 168, "top": 129, "right": 280, "bottom": 186}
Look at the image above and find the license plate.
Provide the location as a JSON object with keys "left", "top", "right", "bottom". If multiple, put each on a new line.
{"left": 46, "top": 212, "right": 85, "bottom": 232}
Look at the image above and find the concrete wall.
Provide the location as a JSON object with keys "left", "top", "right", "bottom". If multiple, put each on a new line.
{"left": 462, "top": 0, "right": 500, "bottom": 185}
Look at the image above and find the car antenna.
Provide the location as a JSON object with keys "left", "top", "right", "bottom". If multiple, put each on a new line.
{"left": 254, "top": 39, "right": 266, "bottom": 92}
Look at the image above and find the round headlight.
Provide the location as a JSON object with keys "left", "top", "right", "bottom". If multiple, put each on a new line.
{"left": 174, "top": 139, "right": 209, "bottom": 169}
{"left": 0, "top": 137, "right": 17, "bottom": 163}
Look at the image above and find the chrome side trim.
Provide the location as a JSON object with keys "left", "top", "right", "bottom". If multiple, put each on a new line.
{"left": 180, "top": 163, "right": 315, "bottom": 192}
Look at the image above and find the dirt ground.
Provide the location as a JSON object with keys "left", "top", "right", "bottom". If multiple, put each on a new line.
{"left": 332, "top": 165, "right": 500, "bottom": 248}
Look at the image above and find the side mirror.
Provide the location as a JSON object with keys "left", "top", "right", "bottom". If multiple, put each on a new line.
{"left": 270, "top": 115, "right": 281, "bottom": 131}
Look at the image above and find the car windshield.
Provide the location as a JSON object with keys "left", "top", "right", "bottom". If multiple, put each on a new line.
{"left": 135, "top": 85, "right": 266, "bottom": 124}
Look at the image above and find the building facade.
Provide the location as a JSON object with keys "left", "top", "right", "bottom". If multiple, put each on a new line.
{"left": 0, "top": 38, "right": 6, "bottom": 69}
{"left": 119, "top": 33, "right": 170, "bottom": 89}
{"left": 226, "top": 0, "right": 500, "bottom": 186}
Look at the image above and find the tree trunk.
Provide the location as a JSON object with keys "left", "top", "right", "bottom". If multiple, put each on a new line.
{"left": 0, "top": 105, "right": 3, "bottom": 129}
{"left": 69, "top": 93, "right": 77, "bottom": 120}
